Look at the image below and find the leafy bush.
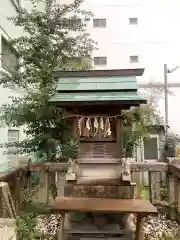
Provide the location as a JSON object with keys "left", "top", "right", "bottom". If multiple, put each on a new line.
{"left": 16, "top": 200, "right": 51, "bottom": 239}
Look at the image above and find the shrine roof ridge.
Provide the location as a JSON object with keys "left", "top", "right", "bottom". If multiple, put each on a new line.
{"left": 53, "top": 68, "right": 144, "bottom": 78}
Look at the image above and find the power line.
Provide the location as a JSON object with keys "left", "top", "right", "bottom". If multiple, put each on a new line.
{"left": 138, "top": 82, "right": 180, "bottom": 88}
{"left": 86, "top": 4, "right": 142, "bottom": 7}
{"left": 112, "top": 41, "right": 172, "bottom": 45}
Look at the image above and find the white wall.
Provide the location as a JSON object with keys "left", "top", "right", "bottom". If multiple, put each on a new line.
{"left": 83, "top": 0, "right": 180, "bottom": 135}
{"left": 56, "top": 0, "right": 180, "bottom": 74}
{"left": 0, "top": 0, "right": 44, "bottom": 168}
{"left": 82, "top": 0, "right": 179, "bottom": 69}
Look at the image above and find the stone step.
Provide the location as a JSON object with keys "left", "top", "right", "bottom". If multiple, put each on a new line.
{"left": 65, "top": 228, "right": 134, "bottom": 239}
{"left": 72, "top": 238, "right": 131, "bottom": 240}
{"left": 79, "top": 153, "right": 115, "bottom": 157}
{"left": 77, "top": 158, "right": 120, "bottom": 164}
{"left": 64, "top": 184, "right": 135, "bottom": 198}
{"left": 67, "top": 238, "right": 131, "bottom": 240}
{"left": 65, "top": 229, "right": 134, "bottom": 235}
{"left": 67, "top": 236, "right": 132, "bottom": 239}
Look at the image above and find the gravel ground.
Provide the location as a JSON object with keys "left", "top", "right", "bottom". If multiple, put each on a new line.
{"left": 37, "top": 213, "right": 179, "bottom": 239}
{"left": 37, "top": 214, "right": 61, "bottom": 239}
{"left": 144, "top": 214, "right": 179, "bottom": 239}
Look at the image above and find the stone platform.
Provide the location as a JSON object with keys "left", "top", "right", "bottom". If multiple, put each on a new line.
{"left": 64, "top": 183, "right": 135, "bottom": 199}
{"left": 63, "top": 183, "right": 136, "bottom": 240}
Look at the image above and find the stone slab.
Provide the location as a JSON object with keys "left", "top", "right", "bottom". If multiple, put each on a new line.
{"left": 64, "top": 184, "right": 135, "bottom": 199}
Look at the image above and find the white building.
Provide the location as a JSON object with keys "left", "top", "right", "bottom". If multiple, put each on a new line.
{"left": 1, "top": 0, "right": 180, "bottom": 168}
{"left": 0, "top": 0, "right": 44, "bottom": 170}
{"left": 80, "top": 0, "right": 180, "bottom": 162}
{"left": 80, "top": 0, "right": 179, "bottom": 69}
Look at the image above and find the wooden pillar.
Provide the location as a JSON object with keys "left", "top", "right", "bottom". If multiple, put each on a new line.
{"left": 168, "top": 173, "right": 176, "bottom": 219}
{"left": 56, "top": 171, "right": 66, "bottom": 197}
{"left": 174, "top": 177, "right": 179, "bottom": 212}
{"left": 19, "top": 170, "right": 25, "bottom": 205}
{"left": 177, "top": 179, "right": 180, "bottom": 213}
{"left": 132, "top": 171, "right": 141, "bottom": 198}
{"left": 15, "top": 176, "right": 20, "bottom": 215}
{"left": 49, "top": 171, "right": 57, "bottom": 199}
{"left": 135, "top": 214, "right": 144, "bottom": 240}
{"left": 44, "top": 171, "right": 49, "bottom": 204}
{"left": 116, "top": 116, "right": 123, "bottom": 159}
{"left": 57, "top": 212, "right": 65, "bottom": 240}
{"left": 168, "top": 174, "right": 175, "bottom": 205}
{"left": 72, "top": 116, "right": 79, "bottom": 139}
{"left": 39, "top": 171, "right": 49, "bottom": 203}
{"left": 148, "top": 171, "right": 161, "bottom": 204}
{"left": 27, "top": 159, "right": 32, "bottom": 193}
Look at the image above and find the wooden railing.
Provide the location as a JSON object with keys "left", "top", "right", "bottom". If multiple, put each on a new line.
{"left": 131, "top": 162, "right": 168, "bottom": 203}
{"left": 0, "top": 160, "right": 180, "bottom": 221}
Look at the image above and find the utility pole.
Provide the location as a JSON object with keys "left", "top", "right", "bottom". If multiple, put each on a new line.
{"left": 164, "top": 64, "right": 179, "bottom": 158}
{"left": 164, "top": 64, "right": 168, "bottom": 144}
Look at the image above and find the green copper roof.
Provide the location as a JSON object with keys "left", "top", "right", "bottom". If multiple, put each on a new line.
{"left": 49, "top": 91, "right": 146, "bottom": 104}
{"left": 57, "top": 76, "right": 137, "bottom": 91}
{"left": 50, "top": 70, "right": 147, "bottom": 105}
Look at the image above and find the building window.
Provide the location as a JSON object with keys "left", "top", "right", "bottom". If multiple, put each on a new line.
{"left": 93, "top": 19, "right": 107, "bottom": 28}
{"left": 1, "top": 37, "right": 18, "bottom": 71}
{"left": 61, "top": 18, "right": 81, "bottom": 28}
{"left": 94, "top": 57, "right": 107, "bottom": 66}
{"left": 130, "top": 55, "right": 139, "bottom": 63}
{"left": 8, "top": 129, "right": 19, "bottom": 153}
{"left": 129, "top": 17, "right": 138, "bottom": 25}
{"left": 143, "top": 137, "right": 158, "bottom": 160}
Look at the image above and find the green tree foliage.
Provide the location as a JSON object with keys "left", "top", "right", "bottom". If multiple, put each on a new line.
{"left": 121, "top": 96, "right": 163, "bottom": 158}
{"left": 0, "top": 0, "right": 95, "bottom": 161}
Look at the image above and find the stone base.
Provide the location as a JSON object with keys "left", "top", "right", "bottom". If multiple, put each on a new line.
{"left": 64, "top": 184, "right": 135, "bottom": 199}
{"left": 64, "top": 212, "right": 135, "bottom": 240}
{"left": 65, "top": 212, "right": 124, "bottom": 229}
{"left": 65, "top": 232, "right": 133, "bottom": 240}
{"left": 63, "top": 179, "right": 136, "bottom": 239}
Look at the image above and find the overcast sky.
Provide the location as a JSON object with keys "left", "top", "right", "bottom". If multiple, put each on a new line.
{"left": 137, "top": 0, "right": 180, "bottom": 134}
{"left": 83, "top": 0, "right": 180, "bottom": 133}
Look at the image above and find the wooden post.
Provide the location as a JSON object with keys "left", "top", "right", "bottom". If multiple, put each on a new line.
{"left": 56, "top": 171, "right": 66, "bottom": 197}
{"left": 148, "top": 171, "right": 152, "bottom": 202}
{"left": 148, "top": 171, "right": 161, "bottom": 204}
{"left": 131, "top": 171, "right": 141, "bottom": 198}
{"left": 49, "top": 171, "right": 57, "bottom": 199}
{"left": 168, "top": 174, "right": 176, "bottom": 219}
{"left": 135, "top": 214, "right": 144, "bottom": 240}
{"left": 116, "top": 116, "right": 123, "bottom": 158}
{"left": 15, "top": 177, "right": 21, "bottom": 215}
{"left": 72, "top": 116, "right": 79, "bottom": 139}
{"left": 27, "top": 159, "right": 32, "bottom": 193}
{"left": 44, "top": 171, "right": 49, "bottom": 204}
{"left": 168, "top": 172, "right": 175, "bottom": 218}
{"left": 39, "top": 171, "right": 49, "bottom": 203}
{"left": 19, "top": 169, "right": 25, "bottom": 205}
{"left": 177, "top": 179, "right": 180, "bottom": 213}
{"left": 174, "top": 177, "right": 180, "bottom": 213}
{"left": 57, "top": 212, "right": 65, "bottom": 240}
